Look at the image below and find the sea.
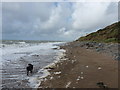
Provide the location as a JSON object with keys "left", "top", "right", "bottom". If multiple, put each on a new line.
{"left": 0, "top": 40, "right": 66, "bottom": 88}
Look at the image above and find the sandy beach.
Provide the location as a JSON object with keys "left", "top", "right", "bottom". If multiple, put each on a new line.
{"left": 38, "top": 42, "right": 118, "bottom": 88}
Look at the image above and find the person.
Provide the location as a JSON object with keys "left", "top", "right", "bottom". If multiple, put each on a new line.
{"left": 26, "top": 64, "right": 33, "bottom": 76}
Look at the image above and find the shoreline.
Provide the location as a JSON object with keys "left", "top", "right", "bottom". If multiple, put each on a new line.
{"left": 28, "top": 48, "right": 66, "bottom": 88}
{"left": 38, "top": 42, "right": 118, "bottom": 88}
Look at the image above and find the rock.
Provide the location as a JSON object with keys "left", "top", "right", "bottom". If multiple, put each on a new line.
{"left": 45, "top": 67, "right": 54, "bottom": 70}
{"left": 52, "top": 47, "right": 60, "bottom": 50}
{"left": 54, "top": 71, "right": 61, "bottom": 75}
{"left": 96, "top": 82, "right": 108, "bottom": 88}
{"left": 115, "top": 56, "right": 120, "bottom": 60}
{"left": 98, "top": 67, "right": 102, "bottom": 70}
{"left": 77, "top": 78, "right": 80, "bottom": 81}
{"left": 81, "top": 72, "right": 83, "bottom": 74}
{"left": 77, "top": 76, "right": 81, "bottom": 81}
{"left": 81, "top": 77, "right": 84, "bottom": 79}
{"left": 96, "top": 48, "right": 101, "bottom": 52}
{"left": 50, "top": 77, "right": 53, "bottom": 80}
{"left": 97, "top": 82, "right": 104, "bottom": 85}
{"left": 66, "top": 82, "right": 71, "bottom": 88}
{"left": 2, "top": 45, "right": 5, "bottom": 47}
{"left": 74, "top": 42, "right": 120, "bottom": 60}
{"left": 32, "top": 54, "right": 39, "bottom": 57}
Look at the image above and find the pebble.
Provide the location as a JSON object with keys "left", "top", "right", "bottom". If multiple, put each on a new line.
{"left": 98, "top": 67, "right": 102, "bottom": 70}
{"left": 81, "top": 72, "right": 83, "bottom": 74}
{"left": 50, "top": 77, "right": 53, "bottom": 80}
{"left": 72, "top": 60, "right": 75, "bottom": 63}
{"left": 86, "top": 66, "right": 89, "bottom": 68}
{"left": 77, "top": 76, "right": 81, "bottom": 81}
{"left": 44, "top": 78, "right": 47, "bottom": 81}
{"left": 78, "top": 76, "right": 81, "bottom": 78}
{"left": 66, "top": 81, "right": 71, "bottom": 88}
{"left": 81, "top": 77, "right": 84, "bottom": 79}
{"left": 54, "top": 71, "right": 61, "bottom": 75}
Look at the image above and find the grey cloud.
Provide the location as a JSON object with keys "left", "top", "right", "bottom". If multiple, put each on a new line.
{"left": 2, "top": 2, "right": 118, "bottom": 41}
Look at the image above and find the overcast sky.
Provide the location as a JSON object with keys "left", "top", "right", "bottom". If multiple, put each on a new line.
{"left": 2, "top": 2, "right": 118, "bottom": 41}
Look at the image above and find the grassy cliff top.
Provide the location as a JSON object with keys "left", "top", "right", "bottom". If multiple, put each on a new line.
{"left": 76, "top": 21, "right": 120, "bottom": 43}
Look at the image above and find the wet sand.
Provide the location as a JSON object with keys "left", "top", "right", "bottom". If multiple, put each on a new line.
{"left": 38, "top": 43, "right": 118, "bottom": 88}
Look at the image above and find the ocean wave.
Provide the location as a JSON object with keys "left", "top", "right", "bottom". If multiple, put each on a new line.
{"left": 2, "top": 41, "right": 66, "bottom": 88}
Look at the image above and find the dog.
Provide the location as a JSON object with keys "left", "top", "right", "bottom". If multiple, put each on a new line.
{"left": 26, "top": 64, "right": 33, "bottom": 76}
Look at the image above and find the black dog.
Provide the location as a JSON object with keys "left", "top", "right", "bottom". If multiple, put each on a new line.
{"left": 26, "top": 64, "right": 33, "bottom": 76}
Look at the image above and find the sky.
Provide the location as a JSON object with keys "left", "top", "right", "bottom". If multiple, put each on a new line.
{"left": 2, "top": 2, "right": 118, "bottom": 41}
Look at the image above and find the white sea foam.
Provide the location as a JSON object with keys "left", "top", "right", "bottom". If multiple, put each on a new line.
{"left": 44, "top": 49, "right": 66, "bottom": 69}
{"left": 18, "top": 42, "right": 26, "bottom": 44}
{"left": 28, "top": 69, "right": 50, "bottom": 88}
{"left": 2, "top": 42, "right": 61, "bottom": 55}
{"left": 28, "top": 47, "right": 66, "bottom": 88}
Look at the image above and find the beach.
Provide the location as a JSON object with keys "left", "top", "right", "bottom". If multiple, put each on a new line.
{"left": 39, "top": 42, "right": 118, "bottom": 88}
{"left": 2, "top": 2, "right": 119, "bottom": 89}
{"left": 1, "top": 40, "right": 118, "bottom": 89}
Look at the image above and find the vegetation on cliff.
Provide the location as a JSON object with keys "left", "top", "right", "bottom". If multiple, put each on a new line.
{"left": 76, "top": 21, "right": 120, "bottom": 43}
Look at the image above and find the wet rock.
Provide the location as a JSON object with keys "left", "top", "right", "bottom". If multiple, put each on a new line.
{"left": 32, "top": 54, "right": 39, "bottom": 57}
{"left": 52, "top": 47, "right": 59, "bottom": 50}
{"left": 115, "top": 56, "right": 120, "bottom": 60}
{"left": 96, "top": 82, "right": 108, "bottom": 88}
{"left": 45, "top": 67, "right": 54, "bottom": 70}
{"left": 96, "top": 48, "right": 101, "bottom": 52}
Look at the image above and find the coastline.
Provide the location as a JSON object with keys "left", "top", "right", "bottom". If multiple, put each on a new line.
{"left": 28, "top": 47, "right": 66, "bottom": 88}
{"left": 38, "top": 42, "right": 118, "bottom": 88}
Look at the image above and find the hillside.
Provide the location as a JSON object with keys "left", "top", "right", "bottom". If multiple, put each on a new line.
{"left": 76, "top": 21, "right": 120, "bottom": 43}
